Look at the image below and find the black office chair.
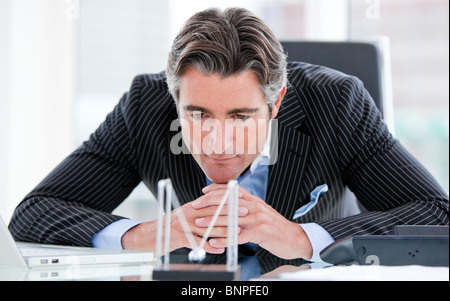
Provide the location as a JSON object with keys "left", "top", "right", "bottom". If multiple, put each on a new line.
{"left": 281, "top": 40, "right": 392, "bottom": 124}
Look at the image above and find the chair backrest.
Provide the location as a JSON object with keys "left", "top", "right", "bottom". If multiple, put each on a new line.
{"left": 281, "top": 41, "right": 385, "bottom": 117}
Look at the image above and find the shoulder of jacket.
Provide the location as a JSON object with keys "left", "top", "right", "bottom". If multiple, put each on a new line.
{"left": 122, "top": 71, "right": 176, "bottom": 121}
{"left": 287, "top": 61, "right": 358, "bottom": 89}
{"left": 130, "top": 71, "right": 168, "bottom": 91}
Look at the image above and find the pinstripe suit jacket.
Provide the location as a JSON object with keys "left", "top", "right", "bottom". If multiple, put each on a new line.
{"left": 9, "top": 62, "right": 449, "bottom": 248}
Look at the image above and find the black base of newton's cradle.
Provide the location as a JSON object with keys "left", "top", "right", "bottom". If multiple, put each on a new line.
{"left": 152, "top": 264, "right": 240, "bottom": 281}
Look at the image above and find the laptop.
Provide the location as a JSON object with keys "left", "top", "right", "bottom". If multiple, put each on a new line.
{"left": 0, "top": 216, "right": 154, "bottom": 269}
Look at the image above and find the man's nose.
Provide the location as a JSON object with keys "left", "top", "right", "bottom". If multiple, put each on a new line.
{"left": 206, "top": 119, "right": 234, "bottom": 155}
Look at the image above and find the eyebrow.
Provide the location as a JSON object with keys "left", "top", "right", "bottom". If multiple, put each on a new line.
{"left": 183, "top": 105, "right": 260, "bottom": 115}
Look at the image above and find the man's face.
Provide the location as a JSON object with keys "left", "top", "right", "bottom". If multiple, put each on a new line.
{"left": 177, "top": 68, "right": 283, "bottom": 184}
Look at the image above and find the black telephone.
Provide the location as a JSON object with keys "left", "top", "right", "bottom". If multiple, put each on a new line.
{"left": 319, "top": 225, "right": 449, "bottom": 267}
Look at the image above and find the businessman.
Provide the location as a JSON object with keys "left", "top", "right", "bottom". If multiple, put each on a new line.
{"left": 9, "top": 8, "right": 449, "bottom": 261}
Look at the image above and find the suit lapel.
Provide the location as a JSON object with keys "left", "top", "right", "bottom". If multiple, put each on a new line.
{"left": 266, "top": 87, "right": 312, "bottom": 219}
{"left": 266, "top": 124, "right": 311, "bottom": 219}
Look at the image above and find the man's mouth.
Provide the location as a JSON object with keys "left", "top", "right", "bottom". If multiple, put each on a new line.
{"left": 206, "top": 155, "right": 238, "bottom": 163}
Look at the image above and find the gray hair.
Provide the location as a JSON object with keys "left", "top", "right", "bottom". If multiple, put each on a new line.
{"left": 166, "top": 7, "right": 287, "bottom": 108}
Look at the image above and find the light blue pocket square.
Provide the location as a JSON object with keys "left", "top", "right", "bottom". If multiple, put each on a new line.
{"left": 292, "top": 184, "right": 328, "bottom": 219}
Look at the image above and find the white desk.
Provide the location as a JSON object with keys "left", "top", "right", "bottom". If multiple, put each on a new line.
{"left": 0, "top": 263, "right": 154, "bottom": 281}
{"left": 1, "top": 260, "right": 448, "bottom": 281}
{"left": 259, "top": 264, "right": 449, "bottom": 281}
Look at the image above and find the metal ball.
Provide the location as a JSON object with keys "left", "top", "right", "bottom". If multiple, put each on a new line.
{"left": 188, "top": 248, "right": 206, "bottom": 263}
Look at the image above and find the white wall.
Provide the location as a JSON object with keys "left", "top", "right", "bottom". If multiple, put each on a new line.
{"left": 304, "top": 0, "right": 349, "bottom": 40}
{"left": 0, "top": 0, "right": 352, "bottom": 224}
{"left": 0, "top": 0, "right": 77, "bottom": 223}
{"left": 0, "top": 0, "right": 11, "bottom": 223}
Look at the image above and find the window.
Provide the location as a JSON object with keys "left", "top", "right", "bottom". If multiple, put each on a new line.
{"left": 350, "top": 0, "right": 449, "bottom": 193}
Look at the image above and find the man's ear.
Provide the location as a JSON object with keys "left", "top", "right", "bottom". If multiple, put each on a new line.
{"left": 270, "top": 86, "right": 286, "bottom": 119}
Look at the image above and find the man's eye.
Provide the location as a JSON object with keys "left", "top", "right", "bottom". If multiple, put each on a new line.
{"left": 190, "top": 112, "right": 205, "bottom": 119}
{"left": 234, "top": 114, "right": 250, "bottom": 120}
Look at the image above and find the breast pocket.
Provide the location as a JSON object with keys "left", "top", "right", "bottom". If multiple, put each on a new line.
{"left": 292, "top": 184, "right": 328, "bottom": 219}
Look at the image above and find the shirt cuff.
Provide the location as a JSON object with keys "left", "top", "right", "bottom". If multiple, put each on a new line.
{"left": 299, "top": 222, "right": 335, "bottom": 262}
{"left": 91, "top": 219, "right": 141, "bottom": 249}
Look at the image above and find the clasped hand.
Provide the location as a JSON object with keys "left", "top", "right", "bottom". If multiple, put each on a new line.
{"left": 121, "top": 184, "right": 312, "bottom": 260}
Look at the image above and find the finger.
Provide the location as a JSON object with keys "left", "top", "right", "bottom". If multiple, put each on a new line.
{"left": 203, "top": 244, "right": 225, "bottom": 254}
{"left": 202, "top": 183, "right": 228, "bottom": 194}
{"left": 192, "top": 225, "right": 229, "bottom": 239}
{"left": 203, "top": 184, "right": 260, "bottom": 205}
{"left": 204, "top": 246, "right": 225, "bottom": 254}
{"left": 208, "top": 228, "right": 258, "bottom": 249}
{"left": 191, "top": 204, "right": 248, "bottom": 222}
{"left": 207, "top": 237, "right": 227, "bottom": 249}
{"left": 208, "top": 235, "right": 249, "bottom": 249}
{"left": 191, "top": 235, "right": 225, "bottom": 254}
{"left": 194, "top": 208, "right": 248, "bottom": 227}
{"left": 202, "top": 183, "right": 244, "bottom": 198}
{"left": 191, "top": 189, "right": 227, "bottom": 209}
{"left": 193, "top": 204, "right": 227, "bottom": 217}
{"left": 171, "top": 220, "right": 228, "bottom": 252}
{"left": 192, "top": 190, "right": 243, "bottom": 209}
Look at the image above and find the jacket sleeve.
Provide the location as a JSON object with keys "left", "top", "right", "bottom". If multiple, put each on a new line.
{"left": 8, "top": 76, "right": 144, "bottom": 247}
{"left": 317, "top": 77, "right": 449, "bottom": 240}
